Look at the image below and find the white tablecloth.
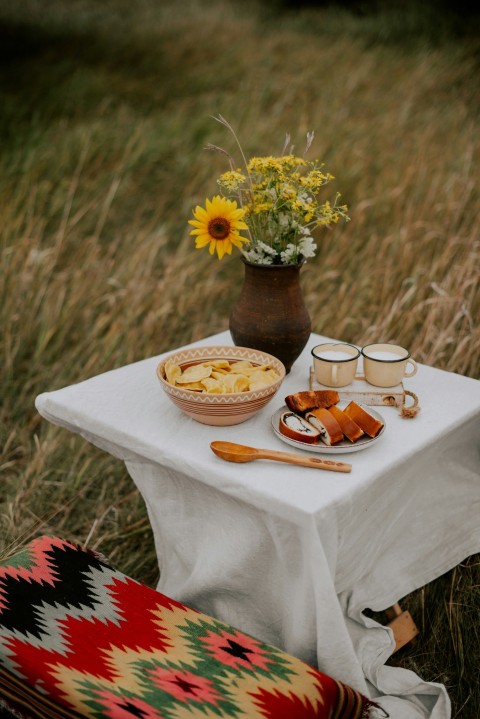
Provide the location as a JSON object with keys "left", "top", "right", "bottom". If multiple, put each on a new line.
{"left": 35, "top": 331, "right": 480, "bottom": 719}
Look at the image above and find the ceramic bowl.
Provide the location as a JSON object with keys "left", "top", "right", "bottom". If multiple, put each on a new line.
{"left": 156, "top": 345, "right": 286, "bottom": 426}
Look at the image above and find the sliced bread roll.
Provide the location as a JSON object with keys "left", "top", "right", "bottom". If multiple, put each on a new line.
{"left": 343, "top": 401, "right": 384, "bottom": 438}
{"left": 328, "top": 405, "right": 364, "bottom": 443}
{"left": 306, "top": 407, "right": 344, "bottom": 446}
{"left": 285, "top": 390, "right": 340, "bottom": 415}
{"left": 279, "top": 412, "right": 321, "bottom": 444}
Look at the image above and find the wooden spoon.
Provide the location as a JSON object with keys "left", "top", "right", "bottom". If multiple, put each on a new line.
{"left": 210, "top": 441, "right": 351, "bottom": 473}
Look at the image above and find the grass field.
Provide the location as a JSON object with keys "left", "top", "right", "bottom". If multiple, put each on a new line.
{"left": 1, "top": 0, "right": 479, "bottom": 715}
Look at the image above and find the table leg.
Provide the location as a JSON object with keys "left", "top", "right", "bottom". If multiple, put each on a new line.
{"left": 385, "top": 603, "right": 419, "bottom": 652}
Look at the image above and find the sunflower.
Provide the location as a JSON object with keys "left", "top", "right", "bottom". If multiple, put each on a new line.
{"left": 188, "top": 195, "right": 249, "bottom": 260}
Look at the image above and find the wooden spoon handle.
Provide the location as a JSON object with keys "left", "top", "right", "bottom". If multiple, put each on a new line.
{"left": 256, "top": 448, "right": 351, "bottom": 473}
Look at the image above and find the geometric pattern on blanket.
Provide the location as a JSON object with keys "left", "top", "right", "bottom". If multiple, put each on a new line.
{"left": 0, "top": 536, "right": 379, "bottom": 719}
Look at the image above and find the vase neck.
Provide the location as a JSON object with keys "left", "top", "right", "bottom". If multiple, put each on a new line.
{"left": 242, "top": 260, "right": 302, "bottom": 273}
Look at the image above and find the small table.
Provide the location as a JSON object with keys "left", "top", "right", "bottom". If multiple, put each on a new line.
{"left": 36, "top": 330, "right": 480, "bottom": 719}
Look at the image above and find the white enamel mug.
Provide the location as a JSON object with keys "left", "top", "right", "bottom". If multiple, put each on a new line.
{"left": 311, "top": 343, "right": 360, "bottom": 388}
{"left": 362, "top": 343, "right": 417, "bottom": 387}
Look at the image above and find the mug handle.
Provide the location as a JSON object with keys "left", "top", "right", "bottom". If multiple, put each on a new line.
{"left": 331, "top": 364, "right": 338, "bottom": 385}
{"left": 405, "top": 359, "right": 418, "bottom": 378}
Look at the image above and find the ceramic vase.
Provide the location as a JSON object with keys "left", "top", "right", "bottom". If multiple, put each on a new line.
{"left": 229, "top": 260, "right": 311, "bottom": 373}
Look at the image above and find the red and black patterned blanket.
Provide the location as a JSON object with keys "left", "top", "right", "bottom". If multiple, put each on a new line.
{"left": 0, "top": 536, "right": 380, "bottom": 719}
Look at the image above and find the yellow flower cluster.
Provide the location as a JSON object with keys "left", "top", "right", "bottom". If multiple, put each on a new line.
{"left": 217, "top": 170, "right": 246, "bottom": 191}
{"left": 299, "top": 169, "right": 334, "bottom": 192}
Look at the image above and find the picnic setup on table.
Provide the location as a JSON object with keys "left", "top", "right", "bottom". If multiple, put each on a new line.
{"left": 1, "top": 118, "right": 479, "bottom": 719}
{"left": 28, "top": 329, "right": 479, "bottom": 719}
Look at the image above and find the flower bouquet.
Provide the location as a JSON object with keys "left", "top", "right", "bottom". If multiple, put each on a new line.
{"left": 188, "top": 115, "right": 350, "bottom": 266}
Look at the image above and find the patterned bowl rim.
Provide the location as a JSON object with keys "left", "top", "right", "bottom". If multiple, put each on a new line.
{"left": 156, "top": 345, "right": 285, "bottom": 404}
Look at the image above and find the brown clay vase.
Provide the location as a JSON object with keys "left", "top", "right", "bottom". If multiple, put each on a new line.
{"left": 229, "top": 260, "right": 311, "bottom": 373}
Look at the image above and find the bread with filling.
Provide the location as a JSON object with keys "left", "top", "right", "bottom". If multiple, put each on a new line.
{"left": 279, "top": 412, "right": 321, "bottom": 444}
{"left": 306, "top": 407, "right": 344, "bottom": 446}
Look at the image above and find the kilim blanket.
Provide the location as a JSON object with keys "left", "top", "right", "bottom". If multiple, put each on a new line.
{"left": 0, "top": 536, "right": 382, "bottom": 719}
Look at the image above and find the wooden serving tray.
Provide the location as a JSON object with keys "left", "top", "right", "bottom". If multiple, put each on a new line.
{"left": 309, "top": 367, "right": 405, "bottom": 407}
{"left": 309, "top": 366, "right": 420, "bottom": 418}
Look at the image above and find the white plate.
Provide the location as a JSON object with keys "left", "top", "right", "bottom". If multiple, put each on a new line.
{"left": 271, "top": 403, "right": 386, "bottom": 454}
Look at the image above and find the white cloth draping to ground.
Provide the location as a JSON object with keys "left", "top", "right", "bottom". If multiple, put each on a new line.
{"left": 36, "top": 330, "right": 480, "bottom": 719}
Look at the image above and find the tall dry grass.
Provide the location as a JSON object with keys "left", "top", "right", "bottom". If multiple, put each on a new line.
{"left": 0, "top": 0, "right": 479, "bottom": 714}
